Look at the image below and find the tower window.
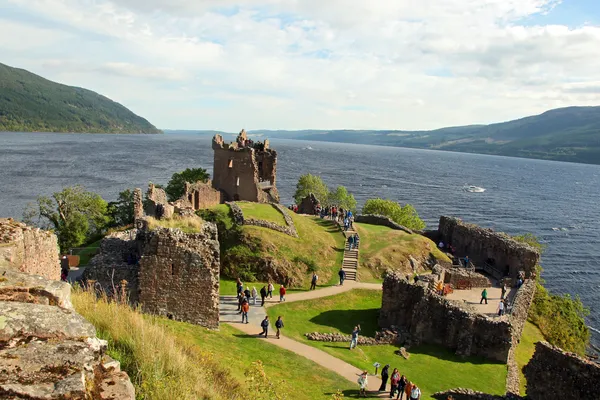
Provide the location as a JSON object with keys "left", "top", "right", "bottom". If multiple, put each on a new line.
{"left": 236, "top": 177, "right": 240, "bottom": 187}
{"left": 228, "top": 159, "right": 233, "bottom": 168}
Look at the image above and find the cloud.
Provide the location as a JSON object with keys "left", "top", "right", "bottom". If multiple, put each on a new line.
{"left": 2, "top": 0, "right": 600, "bottom": 130}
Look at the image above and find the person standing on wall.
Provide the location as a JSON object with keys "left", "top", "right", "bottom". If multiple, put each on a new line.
{"left": 480, "top": 288, "right": 488, "bottom": 305}
{"left": 310, "top": 272, "right": 319, "bottom": 290}
{"left": 275, "top": 316, "right": 284, "bottom": 339}
{"left": 339, "top": 268, "right": 346, "bottom": 286}
{"left": 260, "top": 286, "right": 267, "bottom": 306}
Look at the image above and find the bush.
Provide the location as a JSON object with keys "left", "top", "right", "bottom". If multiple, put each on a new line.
{"left": 293, "top": 174, "right": 329, "bottom": 205}
{"left": 362, "top": 198, "right": 426, "bottom": 231}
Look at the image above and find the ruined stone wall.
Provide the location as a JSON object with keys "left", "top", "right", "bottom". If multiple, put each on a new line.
{"left": 212, "top": 133, "right": 278, "bottom": 203}
{"left": 524, "top": 341, "right": 600, "bottom": 400}
{"left": 181, "top": 180, "right": 222, "bottom": 210}
{"left": 138, "top": 222, "right": 220, "bottom": 329}
{"left": 0, "top": 218, "right": 60, "bottom": 281}
{"left": 0, "top": 268, "right": 135, "bottom": 399}
{"left": 133, "top": 188, "right": 144, "bottom": 220}
{"left": 145, "top": 183, "right": 174, "bottom": 219}
{"left": 444, "top": 268, "right": 492, "bottom": 288}
{"left": 379, "top": 271, "right": 513, "bottom": 362}
{"left": 438, "top": 216, "right": 539, "bottom": 281}
{"left": 355, "top": 214, "right": 415, "bottom": 234}
{"left": 298, "top": 193, "right": 320, "bottom": 214}
{"left": 432, "top": 389, "right": 508, "bottom": 400}
{"left": 83, "top": 230, "right": 141, "bottom": 303}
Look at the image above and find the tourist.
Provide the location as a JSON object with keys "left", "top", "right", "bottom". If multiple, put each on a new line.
{"left": 353, "top": 233, "right": 359, "bottom": 248}
{"left": 464, "top": 255, "right": 470, "bottom": 268}
{"left": 348, "top": 234, "right": 354, "bottom": 249}
{"left": 339, "top": 268, "right": 346, "bottom": 286}
{"left": 236, "top": 278, "right": 244, "bottom": 295}
{"left": 237, "top": 292, "right": 245, "bottom": 312}
{"left": 436, "top": 280, "right": 444, "bottom": 296}
{"left": 497, "top": 299, "right": 505, "bottom": 316}
{"left": 438, "top": 241, "right": 445, "bottom": 249}
{"left": 241, "top": 300, "right": 249, "bottom": 324}
{"left": 275, "top": 316, "right": 284, "bottom": 339}
{"left": 501, "top": 283, "right": 507, "bottom": 299}
{"left": 244, "top": 287, "right": 251, "bottom": 300}
{"left": 388, "top": 367, "right": 399, "bottom": 396}
{"left": 259, "top": 316, "right": 270, "bottom": 338}
{"left": 480, "top": 288, "right": 488, "bottom": 305}
{"left": 279, "top": 285, "right": 286, "bottom": 302}
{"left": 397, "top": 375, "right": 407, "bottom": 400}
{"left": 517, "top": 277, "right": 524, "bottom": 288}
{"left": 267, "top": 282, "right": 274, "bottom": 299}
{"left": 379, "top": 365, "right": 390, "bottom": 392}
{"left": 404, "top": 380, "right": 413, "bottom": 400}
{"left": 310, "top": 272, "right": 319, "bottom": 290}
{"left": 260, "top": 286, "right": 267, "bottom": 306}
{"left": 350, "top": 324, "right": 361, "bottom": 350}
{"left": 357, "top": 371, "right": 368, "bottom": 398}
{"left": 251, "top": 286, "right": 257, "bottom": 305}
{"left": 410, "top": 383, "right": 421, "bottom": 400}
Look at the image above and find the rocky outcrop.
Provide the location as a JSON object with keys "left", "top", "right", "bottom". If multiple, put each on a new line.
{"left": 523, "top": 341, "right": 600, "bottom": 400}
{"left": 0, "top": 269, "right": 135, "bottom": 399}
{"left": 0, "top": 218, "right": 60, "bottom": 280}
{"left": 228, "top": 202, "right": 244, "bottom": 225}
{"left": 355, "top": 214, "right": 414, "bottom": 234}
{"left": 432, "top": 388, "right": 510, "bottom": 400}
{"left": 305, "top": 330, "right": 400, "bottom": 346}
{"left": 298, "top": 193, "right": 320, "bottom": 215}
{"left": 444, "top": 268, "right": 492, "bottom": 288}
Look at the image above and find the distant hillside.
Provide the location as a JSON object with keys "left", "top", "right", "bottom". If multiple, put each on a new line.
{"left": 249, "top": 106, "right": 600, "bottom": 165}
{"left": 0, "top": 63, "right": 161, "bottom": 134}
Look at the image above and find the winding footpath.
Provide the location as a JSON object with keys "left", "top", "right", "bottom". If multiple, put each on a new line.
{"left": 220, "top": 281, "right": 389, "bottom": 395}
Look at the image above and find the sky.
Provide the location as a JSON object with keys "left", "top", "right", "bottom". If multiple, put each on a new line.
{"left": 1, "top": 0, "right": 600, "bottom": 131}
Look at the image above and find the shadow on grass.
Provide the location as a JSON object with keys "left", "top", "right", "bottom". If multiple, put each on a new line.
{"left": 309, "top": 308, "right": 380, "bottom": 336}
{"left": 313, "top": 218, "right": 343, "bottom": 234}
{"left": 407, "top": 344, "right": 505, "bottom": 365}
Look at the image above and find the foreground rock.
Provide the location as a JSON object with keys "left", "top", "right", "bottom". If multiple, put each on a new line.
{"left": 0, "top": 268, "right": 135, "bottom": 399}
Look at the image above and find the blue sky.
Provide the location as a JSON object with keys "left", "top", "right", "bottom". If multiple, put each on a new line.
{"left": 1, "top": 0, "right": 600, "bottom": 130}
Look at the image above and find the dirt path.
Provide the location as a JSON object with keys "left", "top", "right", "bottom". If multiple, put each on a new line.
{"left": 221, "top": 282, "right": 389, "bottom": 396}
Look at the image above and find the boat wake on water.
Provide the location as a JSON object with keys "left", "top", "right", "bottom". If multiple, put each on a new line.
{"left": 463, "top": 185, "right": 486, "bottom": 193}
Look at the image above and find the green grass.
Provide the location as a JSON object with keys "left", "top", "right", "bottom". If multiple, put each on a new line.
{"left": 160, "top": 321, "right": 354, "bottom": 399}
{"left": 71, "top": 239, "right": 101, "bottom": 266}
{"left": 355, "top": 223, "right": 450, "bottom": 281}
{"left": 237, "top": 201, "right": 287, "bottom": 226}
{"left": 515, "top": 322, "right": 545, "bottom": 396}
{"left": 267, "top": 289, "right": 506, "bottom": 398}
{"left": 147, "top": 215, "right": 204, "bottom": 233}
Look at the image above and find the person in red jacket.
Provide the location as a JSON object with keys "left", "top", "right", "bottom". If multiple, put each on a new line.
{"left": 279, "top": 285, "right": 286, "bottom": 302}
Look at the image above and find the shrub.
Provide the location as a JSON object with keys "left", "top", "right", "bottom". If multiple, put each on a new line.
{"left": 362, "top": 198, "right": 426, "bottom": 231}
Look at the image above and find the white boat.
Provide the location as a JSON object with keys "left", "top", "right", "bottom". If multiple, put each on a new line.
{"left": 464, "top": 185, "right": 486, "bottom": 193}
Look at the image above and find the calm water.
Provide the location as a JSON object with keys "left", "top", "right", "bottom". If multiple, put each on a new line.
{"left": 1, "top": 131, "right": 599, "bottom": 346}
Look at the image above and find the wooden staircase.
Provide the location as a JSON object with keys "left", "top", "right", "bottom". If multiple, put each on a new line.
{"left": 341, "top": 226, "right": 360, "bottom": 281}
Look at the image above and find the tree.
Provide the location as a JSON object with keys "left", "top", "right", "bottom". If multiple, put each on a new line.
{"left": 107, "top": 189, "right": 135, "bottom": 227}
{"left": 24, "top": 185, "right": 109, "bottom": 252}
{"left": 362, "top": 198, "right": 426, "bottom": 231}
{"left": 165, "top": 168, "right": 210, "bottom": 202}
{"left": 293, "top": 174, "right": 329, "bottom": 205}
{"left": 328, "top": 185, "right": 357, "bottom": 211}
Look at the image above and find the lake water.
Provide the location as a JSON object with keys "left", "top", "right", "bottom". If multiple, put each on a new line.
{"left": 1, "top": 131, "right": 599, "bottom": 347}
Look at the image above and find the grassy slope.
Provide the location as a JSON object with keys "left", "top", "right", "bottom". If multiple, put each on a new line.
{"left": 355, "top": 223, "right": 451, "bottom": 282}
{"left": 515, "top": 322, "right": 545, "bottom": 396}
{"left": 267, "top": 289, "right": 506, "bottom": 398}
{"left": 237, "top": 201, "right": 287, "bottom": 225}
{"left": 0, "top": 62, "right": 161, "bottom": 133}
{"left": 73, "top": 289, "right": 353, "bottom": 400}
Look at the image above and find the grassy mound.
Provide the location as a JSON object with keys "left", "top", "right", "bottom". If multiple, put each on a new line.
{"left": 201, "top": 204, "right": 345, "bottom": 288}
{"left": 237, "top": 201, "right": 287, "bottom": 225}
{"left": 267, "top": 289, "right": 506, "bottom": 398}
{"left": 72, "top": 288, "right": 353, "bottom": 399}
{"left": 355, "top": 223, "right": 450, "bottom": 281}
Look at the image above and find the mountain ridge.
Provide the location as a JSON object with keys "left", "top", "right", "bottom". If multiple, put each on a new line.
{"left": 0, "top": 62, "right": 161, "bottom": 134}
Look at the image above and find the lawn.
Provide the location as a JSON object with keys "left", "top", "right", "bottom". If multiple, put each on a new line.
{"left": 267, "top": 289, "right": 507, "bottom": 398}
{"left": 237, "top": 201, "right": 287, "bottom": 226}
{"left": 514, "top": 321, "right": 545, "bottom": 396}
{"left": 355, "top": 223, "right": 450, "bottom": 282}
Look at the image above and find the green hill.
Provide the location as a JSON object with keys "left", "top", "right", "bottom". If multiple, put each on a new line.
{"left": 250, "top": 106, "right": 600, "bottom": 165}
{"left": 0, "top": 62, "right": 161, "bottom": 133}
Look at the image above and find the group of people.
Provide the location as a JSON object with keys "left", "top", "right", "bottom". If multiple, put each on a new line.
{"left": 356, "top": 365, "right": 422, "bottom": 399}
{"left": 235, "top": 279, "right": 287, "bottom": 323}
{"left": 259, "top": 315, "right": 285, "bottom": 339}
{"left": 480, "top": 284, "right": 511, "bottom": 316}
{"left": 437, "top": 241, "right": 456, "bottom": 255}
{"left": 347, "top": 233, "right": 360, "bottom": 249}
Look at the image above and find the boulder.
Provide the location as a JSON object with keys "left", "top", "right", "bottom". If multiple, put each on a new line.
{"left": 0, "top": 269, "right": 73, "bottom": 309}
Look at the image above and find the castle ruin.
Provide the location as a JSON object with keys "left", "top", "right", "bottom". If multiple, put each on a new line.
{"left": 212, "top": 129, "right": 279, "bottom": 203}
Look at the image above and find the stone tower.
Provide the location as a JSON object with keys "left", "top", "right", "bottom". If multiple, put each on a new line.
{"left": 212, "top": 129, "right": 279, "bottom": 203}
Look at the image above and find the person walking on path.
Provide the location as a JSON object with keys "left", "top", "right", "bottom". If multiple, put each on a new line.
{"left": 480, "top": 288, "right": 488, "bottom": 304}
{"left": 275, "top": 316, "right": 284, "bottom": 339}
{"left": 251, "top": 286, "right": 257, "bottom": 305}
{"left": 259, "top": 316, "right": 270, "bottom": 338}
{"left": 339, "top": 268, "right": 346, "bottom": 286}
{"left": 347, "top": 234, "right": 354, "bottom": 249}
{"left": 497, "top": 299, "right": 505, "bottom": 316}
{"left": 357, "top": 371, "right": 368, "bottom": 398}
{"left": 501, "top": 284, "right": 507, "bottom": 299}
{"left": 260, "top": 286, "right": 267, "bottom": 306}
{"left": 379, "top": 364, "right": 390, "bottom": 392}
{"left": 388, "top": 367, "right": 398, "bottom": 395}
{"left": 410, "top": 384, "right": 421, "bottom": 400}
{"left": 241, "top": 300, "right": 249, "bottom": 324}
{"left": 353, "top": 233, "right": 359, "bottom": 249}
{"left": 237, "top": 292, "right": 246, "bottom": 313}
{"left": 279, "top": 285, "right": 286, "bottom": 302}
{"left": 310, "top": 272, "right": 319, "bottom": 290}
{"left": 267, "top": 282, "right": 274, "bottom": 299}
{"left": 350, "top": 324, "right": 361, "bottom": 350}
{"left": 396, "top": 375, "right": 407, "bottom": 400}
